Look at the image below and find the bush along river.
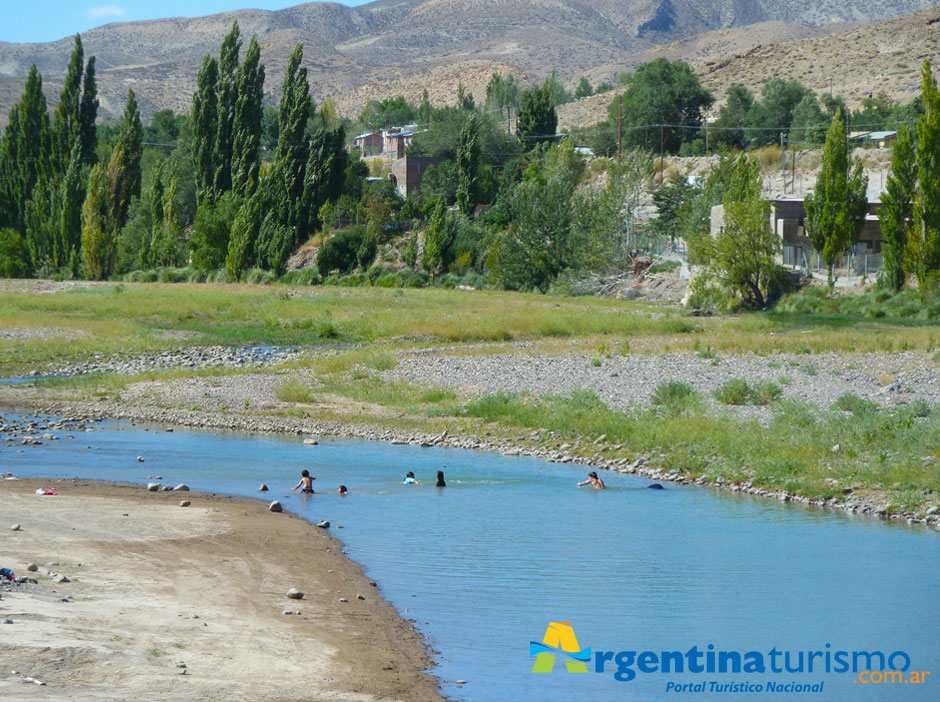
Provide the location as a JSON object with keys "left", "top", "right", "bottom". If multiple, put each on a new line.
{"left": 2, "top": 415, "right": 939, "bottom": 701}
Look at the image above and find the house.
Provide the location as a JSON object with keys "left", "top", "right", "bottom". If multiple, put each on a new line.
{"left": 382, "top": 127, "right": 418, "bottom": 160}
{"left": 848, "top": 131, "right": 897, "bottom": 148}
{"left": 388, "top": 156, "right": 444, "bottom": 199}
{"left": 353, "top": 131, "right": 383, "bottom": 157}
{"left": 773, "top": 196, "right": 884, "bottom": 275}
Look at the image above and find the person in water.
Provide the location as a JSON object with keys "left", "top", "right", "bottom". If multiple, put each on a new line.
{"left": 435, "top": 471, "right": 446, "bottom": 487}
{"left": 292, "top": 469, "right": 315, "bottom": 494}
{"left": 577, "top": 471, "right": 606, "bottom": 490}
{"left": 403, "top": 471, "right": 420, "bottom": 485}
{"left": 337, "top": 485, "right": 348, "bottom": 495}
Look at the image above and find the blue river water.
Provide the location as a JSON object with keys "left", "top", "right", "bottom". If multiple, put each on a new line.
{"left": 2, "top": 418, "right": 939, "bottom": 702}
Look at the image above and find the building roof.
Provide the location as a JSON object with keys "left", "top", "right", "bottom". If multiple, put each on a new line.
{"left": 867, "top": 131, "right": 897, "bottom": 140}
{"left": 354, "top": 132, "right": 376, "bottom": 140}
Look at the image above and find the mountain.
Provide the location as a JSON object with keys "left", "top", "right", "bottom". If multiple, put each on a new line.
{"left": 0, "top": 0, "right": 936, "bottom": 125}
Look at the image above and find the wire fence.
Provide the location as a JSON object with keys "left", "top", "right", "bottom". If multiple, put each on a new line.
{"left": 783, "top": 245, "right": 883, "bottom": 278}
{"left": 626, "top": 232, "right": 688, "bottom": 260}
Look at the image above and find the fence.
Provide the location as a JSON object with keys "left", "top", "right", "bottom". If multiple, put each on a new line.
{"left": 626, "top": 232, "right": 688, "bottom": 260}
{"left": 782, "top": 245, "right": 883, "bottom": 278}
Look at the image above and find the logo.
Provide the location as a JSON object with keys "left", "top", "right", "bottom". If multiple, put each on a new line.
{"left": 530, "top": 622, "right": 591, "bottom": 673}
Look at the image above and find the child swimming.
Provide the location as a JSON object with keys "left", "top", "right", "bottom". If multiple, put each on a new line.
{"left": 292, "top": 469, "right": 315, "bottom": 494}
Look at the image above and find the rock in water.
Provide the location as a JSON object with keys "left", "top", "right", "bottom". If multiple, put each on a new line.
{"left": 147, "top": 483, "right": 160, "bottom": 492}
{"left": 269, "top": 501, "right": 283, "bottom": 513}
{"left": 303, "top": 438, "right": 319, "bottom": 446}
{"left": 287, "top": 588, "right": 304, "bottom": 600}
{"left": 317, "top": 520, "right": 330, "bottom": 528}
{"left": 647, "top": 483, "right": 665, "bottom": 490}
{"left": 258, "top": 483, "right": 269, "bottom": 492}
{"left": 137, "top": 456, "right": 145, "bottom": 462}
{"left": 179, "top": 500, "right": 191, "bottom": 507}
{"left": 173, "top": 484, "right": 190, "bottom": 491}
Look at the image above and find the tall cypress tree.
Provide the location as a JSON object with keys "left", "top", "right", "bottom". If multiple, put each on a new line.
{"left": 212, "top": 21, "right": 241, "bottom": 197}
{"left": 56, "top": 141, "right": 86, "bottom": 271}
{"left": 302, "top": 125, "right": 348, "bottom": 233}
{"left": 192, "top": 55, "right": 219, "bottom": 204}
{"left": 7, "top": 66, "right": 53, "bottom": 233}
{"left": 804, "top": 110, "right": 869, "bottom": 289}
{"left": 906, "top": 60, "right": 940, "bottom": 298}
{"left": 79, "top": 55, "right": 99, "bottom": 165}
{"left": 879, "top": 126, "right": 915, "bottom": 292}
{"left": 52, "top": 35, "right": 84, "bottom": 174}
{"left": 82, "top": 159, "right": 113, "bottom": 280}
{"left": 231, "top": 35, "right": 264, "bottom": 198}
{"left": 456, "top": 112, "right": 481, "bottom": 215}
{"left": 257, "top": 43, "right": 311, "bottom": 262}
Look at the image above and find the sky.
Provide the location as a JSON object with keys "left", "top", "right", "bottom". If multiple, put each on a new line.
{"left": 0, "top": 1, "right": 373, "bottom": 44}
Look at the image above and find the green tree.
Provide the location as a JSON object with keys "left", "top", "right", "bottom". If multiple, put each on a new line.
{"left": 0, "top": 228, "right": 31, "bottom": 277}
{"left": 232, "top": 35, "right": 265, "bottom": 197}
{"left": 226, "top": 188, "right": 264, "bottom": 277}
{"left": 878, "top": 126, "right": 915, "bottom": 291}
{"left": 804, "top": 110, "right": 869, "bottom": 289}
{"left": 611, "top": 58, "right": 712, "bottom": 154}
{"left": 81, "top": 161, "right": 112, "bottom": 280}
{"left": 421, "top": 200, "right": 457, "bottom": 277}
{"left": 485, "top": 72, "right": 519, "bottom": 112}
{"left": 303, "top": 125, "right": 349, "bottom": 233}
{"left": 787, "top": 94, "right": 827, "bottom": 146}
{"left": 55, "top": 141, "right": 86, "bottom": 271}
{"left": 421, "top": 161, "right": 459, "bottom": 206}
{"left": 192, "top": 55, "right": 219, "bottom": 204}
{"left": 542, "top": 72, "right": 571, "bottom": 106}
{"left": 212, "top": 21, "right": 241, "bottom": 197}
{"left": 456, "top": 112, "right": 481, "bottom": 215}
{"left": 0, "top": 65, "right": 52, "bottom": 233}
{"left": 110, "top": 92, "right": 142, "bottom": 232}
{"left": 574, "top": 76, "right": 594, "bottom": 100}
{"left": 52, "top": 35, "right": 85, "bottom": 173}
{"left": 490, "top": 173, "right": 575, "bottom": 291}
{"left": 747, "top": 79, "right": 812, "bottom": 146}
{"left": 517, "top": 85, "right": 557, "bottom": 149}
{"left": 712, "top": 84, "right": 753, "bottom": 148}
{"left": 79, "top": 55, "right": 98, "bottom": 165}
{"left": 905, "top": 61, "right": 940, "bottom": 299}
{"left": 695, "top": 155, "right": 781, "bottom": 308}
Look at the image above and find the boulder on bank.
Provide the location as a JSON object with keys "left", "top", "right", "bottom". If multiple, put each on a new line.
{"left": 173, "top": 484, "right": 190, "bottom": 491}
{"left": 147, "top": 483, "right": 160, "bottom": 492}
{"left": 287, "top": 588, "right": 304, "bottom": 600}
{"left": 269, "top": 501, "right": 283, "bottom": 513}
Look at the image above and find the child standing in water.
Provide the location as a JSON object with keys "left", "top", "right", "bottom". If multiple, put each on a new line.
{"left": 402, "top": 471, "right": 420, "bottom": 485}
{"left": 292, "top": 469, "right": 315, "bottom": 494}
{"left": 577, "top": 471, "right": 606, "bottom": 490}
{"left": 435, "top": 471, "right": 446, "bottom": 487}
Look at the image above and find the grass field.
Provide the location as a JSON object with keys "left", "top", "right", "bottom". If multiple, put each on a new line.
{"left": 1, "top": 281, "right": 938, "bottom": 375}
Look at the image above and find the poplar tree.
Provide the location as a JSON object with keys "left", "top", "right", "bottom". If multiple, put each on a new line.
{"left": 456, "top": 112, "right": 481, "bottom": 215}
{"left": 878, "top": 126, "right": 915, "bottom": 292}
{"left": 231, "top": 35, "right": 264, "bottom": 198}
{"left": 52, "top": 35, "right": 84, "bottom": 173}
{"left": 212, "top": 21, "right": 241, "bottom": 197}
{"left": 192, "top": 55, "right": 219, "bottom": 204}
{"left": 804, "top": 110, "right": 868, "bottom": 289}
{"left": 56, "top": 141, "right": 86, "bottom": 271}
{"left": 111, "top": 90, "right": 142, "bottom": 230}
{"left": 517, "top": 85, "right": 556, "bottom": 149}
{"left": 79, "top": 55, "right": 99, "bottom": 165}
{"left": 905, "top": 61, "right": 940, "bottom": 299}
{"left": 81, "top": 161, "right": 112, "bottom": 280}
{"left": 302, "top": 125, "right": 348, "bottom": 233}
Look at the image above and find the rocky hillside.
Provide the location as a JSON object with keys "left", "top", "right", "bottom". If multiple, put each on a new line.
{"left": 0, "top": 0, "right": 936, "bottom": 125}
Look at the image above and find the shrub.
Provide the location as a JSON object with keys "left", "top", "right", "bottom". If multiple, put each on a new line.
{"left": 696, "top": 347, "right": 717, "bottom": 359}
{"left": 649, "top": 259, "right": 682, "bottom": 274}
{"left": 651, "top": 381, "right": 701, "bottom": 414}
{"left": 751, "top": 380, "right": 783, "bottom": 405}
{"left": 0, "top": 228, "right": 31, "bottom": 278}
{"left": 714, "top": 379, "right": 752, "bottom": 405}
{"left": 909, "top": 398, "right": 931, "bottom": 418}
{"left": 317, "top": 226, "right": 373, "bottom": 276}
{"left": 278, "top": 268, "right": 320, "bottom": 286}
{"left": 833, "top": 393, "right": 878, "bottom": 415}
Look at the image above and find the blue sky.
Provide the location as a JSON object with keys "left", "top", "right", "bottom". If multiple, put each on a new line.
{"left": 1, "top": 1, "right": 373, "bottom": 44}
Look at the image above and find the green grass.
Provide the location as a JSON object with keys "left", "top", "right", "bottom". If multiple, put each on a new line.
{"left": 459, "top": 389, "right": 940, "bottom": 508}
{"left": 713, "top": 378, "right": 782, "bottom": 406}
{"left": 650, "top": 380, "right": 702, "bottom": 415}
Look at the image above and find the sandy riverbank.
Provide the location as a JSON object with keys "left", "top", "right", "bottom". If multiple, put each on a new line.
{"left": 0, "top": 478, "right": 442, "bottom": 702}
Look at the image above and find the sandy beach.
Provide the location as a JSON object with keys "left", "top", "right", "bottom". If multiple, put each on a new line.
{"left": 0, "top": 478, "right": 442, "bottom": 702}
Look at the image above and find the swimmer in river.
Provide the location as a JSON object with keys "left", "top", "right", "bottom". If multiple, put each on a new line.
{"left": 577, "top": 471, "right": 606, "bottom": 490}
{"left": 292, "top": 469, "right": 315, "bottom": 494}
{"left": 435, "top": 471, "right": 446, "bottom": 487}
{"left": 403, "top": 471, "right": 420, "bottom": 485}
{"left": 338, "top": 484, "right": 348, "bottom": 495}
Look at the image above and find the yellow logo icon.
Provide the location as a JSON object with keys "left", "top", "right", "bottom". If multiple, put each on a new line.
{"left": 530, "top": 622, "right": 591, "bottom": 673}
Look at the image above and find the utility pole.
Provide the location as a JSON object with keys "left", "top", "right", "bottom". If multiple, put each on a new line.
{"left": 780, "top": 132, "right": 786, "bottom": 194}
{"left": 618, "top": 96, "right": 623, "bottom": 157}
{"left": 506, "top": 105, "right": 511, "bottom": 135}
{"left": 704, "top": 114, "right": 709, "bottom": 156}
{"left": 660, "top": 125, "right": 665, "bottom": 185}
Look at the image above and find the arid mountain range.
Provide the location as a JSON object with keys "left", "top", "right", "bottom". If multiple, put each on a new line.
{"left": 0, "top": 0, "right": 937, "bottom": 128}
